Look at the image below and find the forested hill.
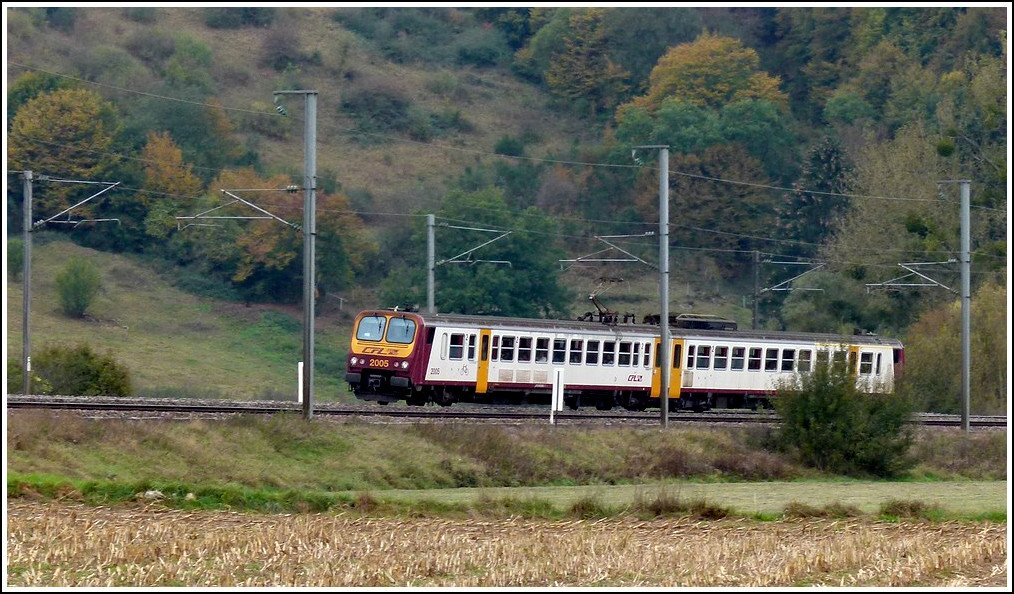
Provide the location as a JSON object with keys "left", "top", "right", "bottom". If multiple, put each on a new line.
{"left": 6, "top": 7, "right": 1007, "bottom": 338}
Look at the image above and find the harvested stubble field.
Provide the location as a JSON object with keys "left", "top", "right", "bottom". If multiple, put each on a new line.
{"left": 4, "top": 500, "right": 1007, "bottom": 588}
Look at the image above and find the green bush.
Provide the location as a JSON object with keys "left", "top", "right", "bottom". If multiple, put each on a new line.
{"left": 30, "top": 343, "right": 132, "bottom": 397}
{"left": 773, "top": 359, "right": 916, "bottom": 478}
{"left": 7, "top": 359, "right": 52, "bottom": 396}
{"left": 55, "top": 257, "right": 100, "bottom": 318}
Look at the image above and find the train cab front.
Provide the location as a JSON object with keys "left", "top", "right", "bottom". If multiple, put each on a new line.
{"left": 346, "top": 311, "right": 422, "bottom": 404}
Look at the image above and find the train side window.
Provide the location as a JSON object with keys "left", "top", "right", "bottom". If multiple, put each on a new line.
{"left": 535, "top": 338, "right": 550, "bottom": 363}
{"left": 748, "top": 347, "right": 762, "bottom": 371}
{"left": 714, "top": 346, "right": 728, "bottom": 370}
{"left": 586, "top": 340, "right": 600, "bottom": 365}
{"left": 859, "top": 352, "right": 873, "bottom": 375}
{"left": 831, "top": 350, "right": 846, "bottom": 372}
{"left": 618, "top": 342, "right": 632, "bottom": 366}
{"left": 501, "top": 336, "right": 516, "bottom": 362}
{"left": 552, "top": 339, "right": 567, "bottom": 364}
{"left": 518, "top": 336, "right": 532, "bottom": 363}
{"left": 602, "top": 341, "right": 616, "bottom": 365}
{"left": 480, "top": 334, "right": 489, "bottom": 362}
{"left": 632, "top": 343, "right": 641, "bottom": 367}
{"left": 653, "top": 344, "right": 661, "bottom": 368}
{"left": 875, "top": 353, "right": 882, "bottom": 375}
{"left": 448, "top": 333, "right": 463, "bottom": 360}
{"left": 686, "top": 345, "right": 695, "bottom": 368}
{"left": 798, "top": 349, "right": 812, "bottom": 372}
{"left": 817, "top": 350, "right": 830, "bottom": 368}
{"left": 765, "top": 348, "right": 779, "bottom": 371}
{"left": 356, "top": 315, "right": 386, "bottom": 341}
{"left": 569, "top": 339, "right": 584, "bottom": 364}
{"left": 643, "top": 342, "right": 652, "bottom": 368}
{"left": 696, "top": 345, "right": 711, "bottom": 369}
{"left": 387, "top": 317, "right": 416, "bottom": 344}
{"left": 731, "top": 347, "right": 745, "bottom": 370}
{"left": 490, "top": 335, "right": 500, "bottom": 361}
{"left": 467, "top": 335, "right": 477, "bottom": 361}
{"left": 781, "top": 349, "right": 795, "bottom": 371}
{"left": 672, "top": 344, "right": 682, "bottom": 369}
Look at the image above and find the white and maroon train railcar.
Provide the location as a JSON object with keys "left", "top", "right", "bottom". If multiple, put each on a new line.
{"left": 344, "top": 310, "right": 904, "bottom": 411}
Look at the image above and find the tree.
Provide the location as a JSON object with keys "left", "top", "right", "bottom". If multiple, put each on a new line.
{"left": 6, "top": 71, "right": 69, "bottom": 128}
{"left": 820, "top": 119, "right": 1002, "bottom": 304}
{"left": 619, "top": 31, "right": 788, "bottom": 116}
{"left": 381, "top": 188, "right": 573, "bottom": 318}
{"left": 900, "top": 277, "right": 1007, "bottom": 414}
{"left": 774, "top": 356, "right": 916, "bottom": 478}
{"left": 776, "top": 136, "right": 854, "bottom": 259}
{"left": 141, "top": 131, "right": 205, "bottom": 239}
{"left": 598, "top": 7, "right": 703, "bottom": 93}
{"left": 777, "top": 270, "right": 906, "bottom": 335}
{"left": 770, "top": 7, "right": 855, "bottom": 122}
{"left": 7, "top": 88, "right": 120, "bottom": 218}
{"left": 56, "top": 258, "right": 101, "bottom": 318}
{"left": 649, "top": 144, "right": 778, "bottom": 279}
{"left": 544, "top": 8, "right": 630, "bottom": 119}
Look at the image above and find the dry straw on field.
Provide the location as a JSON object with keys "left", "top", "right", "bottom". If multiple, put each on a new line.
{"left": 5, "top": 501, "right": 1007, "bottom": 588}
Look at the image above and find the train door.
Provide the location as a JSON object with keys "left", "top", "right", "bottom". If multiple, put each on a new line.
{"left": 848, "top": 345, "right": 860, "bottom": 376}
{"left": 670, "top": 340, "right": 684, "bottom": 400}
{"left": 476, "top": 329, "right": 491, "bottom": 394}
{"left": 650, "top": 338, "right": 683, "bottom": 400}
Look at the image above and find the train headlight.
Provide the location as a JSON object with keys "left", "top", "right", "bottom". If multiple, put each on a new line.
{"left": 400, "top": 361, "right": 409, "bottom": 369}
{"left": 350, "top": 356, "right": 359, "bottom": 366}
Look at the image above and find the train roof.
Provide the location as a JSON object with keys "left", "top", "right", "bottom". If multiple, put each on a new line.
{"left": 359, "top": 310, "right": 904, "bottom": 348}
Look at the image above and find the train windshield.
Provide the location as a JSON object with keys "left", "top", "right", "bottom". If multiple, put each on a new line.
{"left": 356, "top": 315, "right": 386, "bottom": 341}
{"left": 386, "top": 317, "right": 417, "bottom": 344}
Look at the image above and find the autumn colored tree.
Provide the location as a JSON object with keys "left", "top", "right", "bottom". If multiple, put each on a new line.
{"left": 618, "top": 31, "right": 788, "bottom": 116}
{"left": 7, "top": 87, "right": 120, "bottom": 218}
{"left": 544, "top": 8, "right": 630, "bottom": 119}
{"left": 170, "top": 168, "right": 375, "bottom": 303}
{"left": 141, "top": 131, "right": 205, "bottom": 239}
{"left": 900, "top": 277, "right": 1007, "bottom": 414}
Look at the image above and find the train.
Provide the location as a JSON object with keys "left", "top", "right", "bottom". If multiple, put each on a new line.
{"left": 344, "top": 308, "right": 904, "bottom": 411}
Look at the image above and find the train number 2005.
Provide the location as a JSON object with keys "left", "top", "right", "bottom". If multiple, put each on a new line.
{"left": 369, "top": 358, "right": 390, "bottom": 368}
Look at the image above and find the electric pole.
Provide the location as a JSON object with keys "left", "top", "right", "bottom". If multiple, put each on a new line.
{"left": 275, "top": 90, "right": 318, "bottom": 421}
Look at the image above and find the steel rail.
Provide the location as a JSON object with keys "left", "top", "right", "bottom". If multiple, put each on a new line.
{"left": 4, "top": 396, "right": 1006, "bottom": 428}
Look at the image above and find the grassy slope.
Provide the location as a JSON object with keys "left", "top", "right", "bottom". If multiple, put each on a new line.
{"left": 5, "top": 411, "right": 1008, "bottom": 518}
{"left": 6, "top": 237, "right": 360, "bottom": 400}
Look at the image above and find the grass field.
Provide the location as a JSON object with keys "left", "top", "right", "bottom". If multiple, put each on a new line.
{"left": 5, "top": 500, "right": 1007, "bottom": 587}
{"left": 5, "top": 408, "right": 1007, "bottom": 586}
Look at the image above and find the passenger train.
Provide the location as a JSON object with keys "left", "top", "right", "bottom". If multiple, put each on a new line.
{"left": 344, "top": 309, "right": 904, "bottom": 411}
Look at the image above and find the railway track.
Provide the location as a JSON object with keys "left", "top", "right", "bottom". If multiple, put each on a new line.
{"left": 4, "top": 395, "right": 1006, "bottom": 428}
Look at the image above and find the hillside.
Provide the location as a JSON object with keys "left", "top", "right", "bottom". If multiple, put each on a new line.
{"left": 5, "top": 236, "right": 361, "bottom": 400}
{"left": 5, "top": 7, "right": 1007, "bottom": 407}
{"left": 7, "top": 7, "right": 594, "bottom": 217}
